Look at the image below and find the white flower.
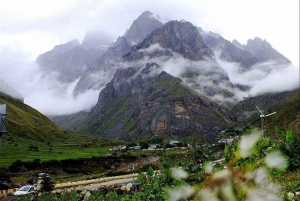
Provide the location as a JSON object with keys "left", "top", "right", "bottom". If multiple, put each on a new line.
{"left": 239, "top": 132, "right": 260, "bottom": 158}
{"left": 168, "top": 185, "right": 194, "bottom": 201}
{"left": 246, "top": 189, "right": 282, "bottom": 201}
{"left": 212, "top": 169, "right": 230, "bottom": 179}
{"left": 287, "top": 192, "right": 294, "bottom": 197}
{"left": 199, "top": 188, "right": 219, "bottom": 201}
{"left": 265, "top": 152, "right": 287, "bottom": 169}
{"left": 254, "top": 167, "right": 268, "bottom": 186}
{"left": 171, "top": 168, "right": 188, "bottom": 179}
{"left": 204, "top": 162, "right": 214, "bottom": 174}
{"left": 220, "top": 180, "right": 237, "bottom": 201}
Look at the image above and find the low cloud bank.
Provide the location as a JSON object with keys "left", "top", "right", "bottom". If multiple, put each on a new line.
{"left": 216, "top": 53, "right": 300, "bottom": 98}
{"left": 0, "top": 46, "right": 100, "bottom": 116}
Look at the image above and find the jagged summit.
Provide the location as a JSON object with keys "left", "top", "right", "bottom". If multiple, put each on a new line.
{"left": 134, "top": 20, "right": 213, "bottom": 61}
{"left": 245, "top": 37, "right": 291, "bottom": 64}
{"left": 199, "top": 28, "right": 258, "bottom": 68}
{"left": 125, "top": 11, "right": 163, "bottom": 46}
{"left": 73, "top": 11, "right": 164, "bottom": 95}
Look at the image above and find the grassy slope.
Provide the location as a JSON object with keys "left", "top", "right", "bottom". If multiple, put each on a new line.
{"left": 232, "top": 89, "right": 299, "bottom": 129}
{"left": 0, "top": 133, "right": 111, "bottom": 167}
{"left": 0, "top": 92, "right": 127, "bottom": 167}
{"left": 272, "top": 90, "right": 300, "bottom": 129}
{"left": 0, "top": 92, "right": 64, "bottom": 141}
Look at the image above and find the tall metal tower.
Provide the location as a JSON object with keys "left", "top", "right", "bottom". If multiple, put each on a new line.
{"left": 0, "top": 104, "right": 8, "bottom": 155}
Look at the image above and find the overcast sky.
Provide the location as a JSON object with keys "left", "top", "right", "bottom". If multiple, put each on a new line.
{"left": 0, "top": 0, "right": 299, "bottom": 65}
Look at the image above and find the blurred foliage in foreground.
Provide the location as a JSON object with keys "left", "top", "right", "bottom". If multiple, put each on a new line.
{"left": 13, "top": 128, "right": 300, "bottom": 201}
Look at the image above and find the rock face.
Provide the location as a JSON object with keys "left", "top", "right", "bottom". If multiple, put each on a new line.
{"left": 134, "top": 20, "right": 213, "bottom": 61}
{"left": 56, "top": 63, "right": 233, "bottom": 139}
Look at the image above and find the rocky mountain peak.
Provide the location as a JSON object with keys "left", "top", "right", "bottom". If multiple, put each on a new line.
{"left": 134, "top": 20, "right": 214, "bottom": 61}
{"left": 246, "top": 37, "right": 271, "bottom": 51}
{"left": 245, "top": 37, "right": 291, "bottom": 64}
{"left": 124, "top": 11, "right": 163, "bottom": 46}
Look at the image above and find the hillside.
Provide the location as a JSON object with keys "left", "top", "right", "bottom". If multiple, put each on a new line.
{"left": 0, "top": 92, "right": 64, "bottom": 141}
{"left": 232, "top": 89, "right": 300, "bottom": 130}
{"left": 272, "top": 90, "right": 300, "bottom": 129}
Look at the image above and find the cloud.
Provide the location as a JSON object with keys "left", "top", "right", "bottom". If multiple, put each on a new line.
{"left": 25, "top": 82, "right": 100, "bottom": 116}
{"left": 0, "top": 45, "right": 100, "bottom": 116}
{"left": 248, "top": 64, "right": 300, "bottom": 95}
{"left": 216, "top": 54, "right": 300, "bottom": 97}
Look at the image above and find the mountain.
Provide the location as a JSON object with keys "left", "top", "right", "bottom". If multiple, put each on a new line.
{"left": 243, "top": 37, "right": 291, "bottom": 64}
{"left": 124, "top": 10, "right": 164, "bottom": 46}
{"left": 199, "top": 29, "right": 291, "bottom": 71}
{"left": 52, "top": 63, "right": 233, "bottom": 139}
{"left": 232, "top": 39, "right": 245, "bottom": 50}
{"left": 73, "top": 11, "right": 164, "bottom": 96}
{"left": 122, "top": 20, "right": 236, "bottom": 102}
{"left": 39, "top": 11, "right": 295, "bottom": 141}
{"left": 0, "top": 91, "right": 64, "bottom": 141}
{"left": 36, "top": 37, "right": 108, "bottom": 83}
{"left": 74, "top": 20, "right": 237, "bottom": 103}
{"left": 133, "top": 21, "right": 213, "bottom": 60}
{"left": 199, "top": 30, "right": 258, "bottom": 68}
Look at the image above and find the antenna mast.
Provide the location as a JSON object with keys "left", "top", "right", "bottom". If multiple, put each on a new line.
{"left": 256, "top": 106, "right": 276, "bottom": 137}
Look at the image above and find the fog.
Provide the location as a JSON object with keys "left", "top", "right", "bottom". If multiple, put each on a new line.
{"left": 0, "top": 46, "right": 100, "bottom": 115}
{"left": 216, "top": 54, "right": 300, "bottom": 98}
